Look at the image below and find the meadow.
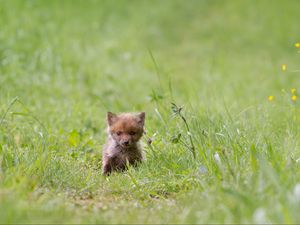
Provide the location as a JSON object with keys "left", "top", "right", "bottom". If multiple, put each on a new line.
{"left": 1, "top": 0, "right": 300, "bottom": 223}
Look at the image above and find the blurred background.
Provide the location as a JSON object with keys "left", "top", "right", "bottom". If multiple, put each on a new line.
{"left": 1, "top": 0, "right": 299, "bottom": 119}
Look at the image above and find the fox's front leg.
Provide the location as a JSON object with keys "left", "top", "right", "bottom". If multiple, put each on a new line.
{"left": 102, "top": 157, "right": 112, "bottom": 176}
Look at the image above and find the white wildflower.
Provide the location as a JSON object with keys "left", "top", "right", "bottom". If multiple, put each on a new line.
{"left": 214, "top": 152, "right": 221, "bottom": 164}
{"left": 253, "top": 208, "right": 268, "bottom": 224}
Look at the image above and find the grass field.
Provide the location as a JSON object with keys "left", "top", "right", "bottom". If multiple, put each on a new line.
{"left": 1, "top": 0, "right": 300, "bottom": 223}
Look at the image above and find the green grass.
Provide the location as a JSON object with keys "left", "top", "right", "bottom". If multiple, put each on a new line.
{"left": 1, "top": 0, "right": 300, "bottom": 223}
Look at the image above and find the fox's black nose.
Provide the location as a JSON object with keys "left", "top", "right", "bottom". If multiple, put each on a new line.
{"left": 124, "top": 141, "right": 129, "bottom": 145}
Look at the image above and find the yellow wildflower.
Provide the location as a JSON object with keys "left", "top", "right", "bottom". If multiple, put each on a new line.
{"left": 292, "top": 95, "right": 297, "bottom": 101}
{"left": 291, "top": 88, "right": 297, "bottom": 94}
{"left": 295, "top": 42, "right": 300, "bottom": 48}
{"left": 281, "top": 64, "right": 287, "bottom": 71}
{"left": 268, "top": 95, "right": 274, "bottom": 101}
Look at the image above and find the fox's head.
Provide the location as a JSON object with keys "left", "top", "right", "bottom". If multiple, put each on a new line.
{"left": 107, "top": 112, "right": 145, "bottom": 148}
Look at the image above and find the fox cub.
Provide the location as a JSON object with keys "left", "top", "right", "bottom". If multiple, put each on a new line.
{"left": 102, "top": 112, "right": 145, "bottom": 175}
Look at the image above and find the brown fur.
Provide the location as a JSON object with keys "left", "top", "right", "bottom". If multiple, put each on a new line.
{"left": 102, "top": 112, "right": 145, "bottom": 175}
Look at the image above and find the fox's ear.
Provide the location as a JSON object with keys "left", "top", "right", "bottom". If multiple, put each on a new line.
{"left": 137, "top": 112, "right": 145, "bottom": 126}
{"left": 107, "top": 112, "right": 117, "bottom": 126}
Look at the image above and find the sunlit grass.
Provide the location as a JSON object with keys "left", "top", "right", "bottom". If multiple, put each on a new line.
{"left": 1, "top": 0, "right": 300, "bottom": 223}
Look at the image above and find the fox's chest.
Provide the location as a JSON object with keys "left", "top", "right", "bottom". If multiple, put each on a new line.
{"left": 116, "top": 150, "right": 141, "bottom": 162}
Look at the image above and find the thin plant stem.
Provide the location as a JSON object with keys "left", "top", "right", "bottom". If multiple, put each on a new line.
{"left": 178, "top": 111, "right": 196, "bottom": 159}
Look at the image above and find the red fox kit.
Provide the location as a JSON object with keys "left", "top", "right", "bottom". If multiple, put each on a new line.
{"left": 102, "top": 112, "right": 145, "bottom": 175}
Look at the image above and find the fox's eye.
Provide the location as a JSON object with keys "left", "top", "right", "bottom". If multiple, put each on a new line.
{"left": 129, "top": 131, "right": 136, "bottom": 136}
{"left": 116, "top": 131, "right": 122, "bottom": 136}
